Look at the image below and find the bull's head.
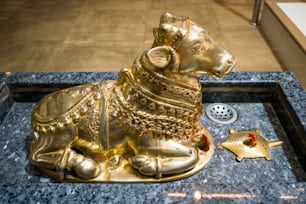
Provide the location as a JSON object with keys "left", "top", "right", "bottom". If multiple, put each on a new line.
{"left": 152, "top": 12, "right": 235, "bottom": 80}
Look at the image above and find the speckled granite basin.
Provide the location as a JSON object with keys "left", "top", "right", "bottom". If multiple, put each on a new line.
{"left": 0, "top": 72, "right": 305, "bottom": 203}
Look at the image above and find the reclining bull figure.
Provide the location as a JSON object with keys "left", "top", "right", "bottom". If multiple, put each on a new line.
{"left": 30, "top": 12, "right": 235, "bottom": 181}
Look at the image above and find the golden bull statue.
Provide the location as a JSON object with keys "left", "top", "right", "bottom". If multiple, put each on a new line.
{"left": 30, "top": 12, "right": 235, "bottom": 182}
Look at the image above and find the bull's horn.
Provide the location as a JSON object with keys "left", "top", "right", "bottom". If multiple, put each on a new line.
{"left": 167, "top": 46, "right": 180, "bottom": 72}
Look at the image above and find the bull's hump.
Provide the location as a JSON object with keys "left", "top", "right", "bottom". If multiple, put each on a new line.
{"left": 33, "top": 83, "right": 97, "bottom": 123}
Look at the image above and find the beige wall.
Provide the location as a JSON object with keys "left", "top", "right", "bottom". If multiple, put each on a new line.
{"left": 261, "top": 1, "right": 306, "bottom": 89}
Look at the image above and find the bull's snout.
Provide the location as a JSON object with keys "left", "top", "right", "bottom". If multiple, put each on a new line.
{"left": 223, "top": 54, "right": 235, "bottom": 74}
{"left": 211, "top": 53, "right": 235, "bottom": 79}
{"left": 226, "top": 57, "right": 235, "bottom": 69}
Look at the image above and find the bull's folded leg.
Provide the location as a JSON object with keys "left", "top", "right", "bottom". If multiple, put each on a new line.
{"left": 30, "top": 148, "right": 65, "bottom": 170}
{"left": 31, "top": 147, "right": 100, "bottom": 180}
{"left": 130, "top": 145, "right": 199, "bottom": 178}
{"left": 71, "top": 137, "right": 103, "bottom": 162}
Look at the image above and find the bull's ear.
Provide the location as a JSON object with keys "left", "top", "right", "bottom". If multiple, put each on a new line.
{"left": 142, "top": 46, "right": 180, "bottom": 71}
{"left": 146, "top": 46, "right": 171, "bottom": 68}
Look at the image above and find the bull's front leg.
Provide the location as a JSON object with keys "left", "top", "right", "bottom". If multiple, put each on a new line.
{"left": 130, "top": 138, "right": 199, "bottom": 178}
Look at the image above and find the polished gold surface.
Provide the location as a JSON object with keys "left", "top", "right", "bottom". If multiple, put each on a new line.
{"left": 218, "top": 129, "right": 283, "bottom": 161}
{"left": 30, "top": 12, "right": 235, "bottom": 182}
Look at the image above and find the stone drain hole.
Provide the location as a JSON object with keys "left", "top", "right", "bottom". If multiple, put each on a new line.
{"left": 205, "top": 103, "right": 238, "bottom": 124}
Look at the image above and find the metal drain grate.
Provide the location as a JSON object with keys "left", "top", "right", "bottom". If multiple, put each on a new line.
{"left": 205, "top": 103, "right": 238, "bottom": 124}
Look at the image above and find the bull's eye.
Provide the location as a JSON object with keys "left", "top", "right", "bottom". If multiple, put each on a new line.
{"left": 191, "top": 43, "right": 209, "bottom": 54}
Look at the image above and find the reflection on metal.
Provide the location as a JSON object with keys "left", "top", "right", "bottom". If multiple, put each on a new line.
{"left": 205, "top": 103, "right": 238, "bottom": 124}
{"left": 29, "top": 12, "right": 235, "bottom": 182}
{"left": 218, "top": 129, "right": 283, "bottom": 161}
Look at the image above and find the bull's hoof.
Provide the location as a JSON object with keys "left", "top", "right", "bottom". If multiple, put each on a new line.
{"left": 67, "top": 151, "right": 100, "bottom": 179}
{"left": 130, "top": 155, "right": 162, "bottom": 178}
{"left": 74, "top": 159, "right": 100, "bottom": 179}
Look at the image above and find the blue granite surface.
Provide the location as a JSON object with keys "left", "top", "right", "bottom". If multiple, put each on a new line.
{"left": 0, "top": 73, "right": 13, "bottom": 125}
{"left": 5, "top": 72, "right": 119, "bottom": 85}
{"left": 0, "top": 72, "right": 305, "bottom": 203}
